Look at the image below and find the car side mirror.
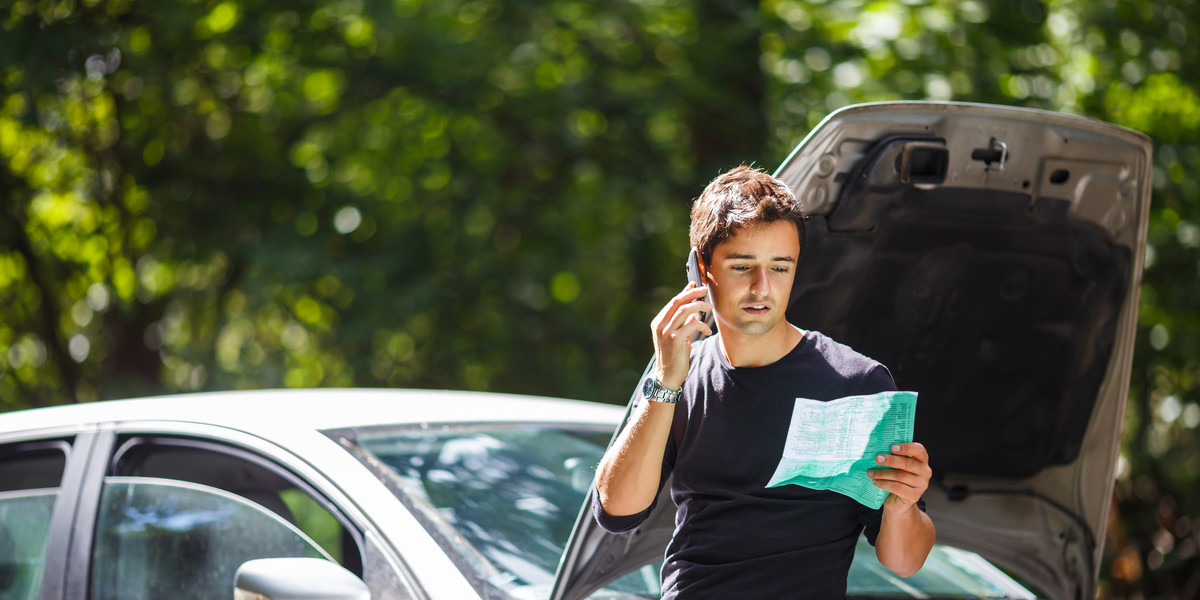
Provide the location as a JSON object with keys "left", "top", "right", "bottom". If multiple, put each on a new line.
{"left": 234, "top": 557, "right": 370, "bottom": 600}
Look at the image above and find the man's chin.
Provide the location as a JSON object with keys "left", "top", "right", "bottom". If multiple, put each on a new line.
{"left": 727, "top": 319, "right": 779, "bottom": 337}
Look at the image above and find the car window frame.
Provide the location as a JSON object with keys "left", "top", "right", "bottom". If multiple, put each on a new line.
{"left": 58, "top": 428, "right": 114, "bottom": 600}
{"left": 0, "top": 432, "right": 96, "bottom": 600}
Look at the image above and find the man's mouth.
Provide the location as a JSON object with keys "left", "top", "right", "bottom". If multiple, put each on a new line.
{"left": 744, "top": 303, "right": 770, "bottom": 315}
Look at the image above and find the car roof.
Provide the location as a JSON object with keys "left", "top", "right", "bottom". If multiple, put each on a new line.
{"left": 0, "top": 388, "right": 625, "bottom": 436}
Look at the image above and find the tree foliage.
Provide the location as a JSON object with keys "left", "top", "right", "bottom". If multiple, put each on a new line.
{"left": 1, "top": 0, "right": 1197, "bottom": 595}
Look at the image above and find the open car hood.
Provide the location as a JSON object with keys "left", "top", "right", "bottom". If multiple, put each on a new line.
{"left": 552, "top": 102, "right": 1152, "bottom": 600}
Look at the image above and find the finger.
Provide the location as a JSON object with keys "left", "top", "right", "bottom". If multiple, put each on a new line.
{"left": 653, "top": 285, "right": 710, "bottom": 329}
{"left": 664, "top": 300, "right": 712, "bottom": 334}
{"left": 889, "top": 442, "right": 928, "bottom": 462}
{"left": 673, "top": 318, "right": 713, "bottom": 340}
{"left": 867, "top": 468, "right": 923, "bottom": 488}
{"left": 875, "top": 450, "right": 929, "bottom": 475}
{"left": 870, "top": 476, "right": 918, "bottom": 492}
{"left": 652, "top": 284, "right": 688, "bottom": 325}
{"left": 657, "top": 294, "right": 710, "bottom": 336}
{"left": 871, "top": 479, "right": 921, "bottom": 503}
{"left": 874, "top": 453, "right": 919, "bottom": 474}
{"left": 675, "top": 285, "right": 710, "bottom": 310}
{"left": 873, "top": 467, "right": 930, "bottom": 499}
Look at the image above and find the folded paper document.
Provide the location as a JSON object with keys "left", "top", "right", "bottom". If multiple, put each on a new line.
{"left": 766, "top": 391, "right": 918, "bottom": 509}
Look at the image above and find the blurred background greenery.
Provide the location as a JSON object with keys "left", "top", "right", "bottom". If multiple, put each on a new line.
{"left": 0, "top": 0, "right": 1196, "bottom": 596}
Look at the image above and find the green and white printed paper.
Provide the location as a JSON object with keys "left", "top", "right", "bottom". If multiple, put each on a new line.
{"left": 766, "top": 391, "right": 918, "bottom": 509}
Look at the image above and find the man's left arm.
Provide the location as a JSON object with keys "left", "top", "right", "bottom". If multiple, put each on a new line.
{"left": 868, "top": 442, "right": 936, "bottom": 577}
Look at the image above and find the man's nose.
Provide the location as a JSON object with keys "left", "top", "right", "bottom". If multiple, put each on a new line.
{"left": 750, "top": 267, "right": 770, "bottom": 295}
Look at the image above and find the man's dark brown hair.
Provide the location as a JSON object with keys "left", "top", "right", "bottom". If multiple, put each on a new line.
{"left": 689, "top": 165, "right": 807, "bottom": 265}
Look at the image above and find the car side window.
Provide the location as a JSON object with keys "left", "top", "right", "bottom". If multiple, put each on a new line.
{"left": 88, "top": 437, "right": 363, "bottom": 600}
{"left": 0, "top": 440, "right": 70, "bottom": 600}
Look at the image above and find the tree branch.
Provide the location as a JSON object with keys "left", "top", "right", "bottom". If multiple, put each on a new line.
{"left": 0, "top": 193, "right": 81, "bottom": 404}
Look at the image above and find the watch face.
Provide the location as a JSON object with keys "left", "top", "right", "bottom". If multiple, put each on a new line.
{"left": 642, "top": 377, "right": 654, "bottom": 399}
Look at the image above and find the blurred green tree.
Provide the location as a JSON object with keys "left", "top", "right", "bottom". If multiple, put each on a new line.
{"left": 1, "top": 0, "right": 766, "bottom": 404}
{"left": 1, "top": 0, "right": 1197, "bottom": 595}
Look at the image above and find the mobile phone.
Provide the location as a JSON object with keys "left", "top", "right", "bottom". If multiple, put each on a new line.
{"left": 686, "top": 249, "right": 716, "bottom": 336}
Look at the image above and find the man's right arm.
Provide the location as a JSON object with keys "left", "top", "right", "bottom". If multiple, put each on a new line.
{"left": 595, "top": 283, "right": 711, "bottom": 517}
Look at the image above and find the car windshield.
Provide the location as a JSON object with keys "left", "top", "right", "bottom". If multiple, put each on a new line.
{"left": 340, "top": 423, "right": 1036, "bottom": 600}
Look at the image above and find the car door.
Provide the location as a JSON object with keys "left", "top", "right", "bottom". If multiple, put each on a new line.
{"left": 56, "top": 425, "right": 423, "bottom": 600}
{"left": 552, "top": 101, "right": 1152, "bottom": 600}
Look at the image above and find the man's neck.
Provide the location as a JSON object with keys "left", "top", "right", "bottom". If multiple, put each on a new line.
{"left": 718, "top": 324, "right": 806, "bottom": 368}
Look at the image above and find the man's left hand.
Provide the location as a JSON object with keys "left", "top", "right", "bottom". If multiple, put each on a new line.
{"left": 868, "top": 442, "right": 931, "bottom": 513}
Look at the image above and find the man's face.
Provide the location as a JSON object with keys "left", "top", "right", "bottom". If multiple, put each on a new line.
{"left": 701, "top": 220, "right": 800, "bottom": 339}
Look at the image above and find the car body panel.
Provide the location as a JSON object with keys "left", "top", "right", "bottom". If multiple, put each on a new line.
{"left": 552, "top": 101, "right": 1151, "bottom": 600}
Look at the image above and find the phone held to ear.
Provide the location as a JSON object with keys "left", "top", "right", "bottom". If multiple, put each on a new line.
{"left": 686, "top": 249, "right": 713, "bottom": 331}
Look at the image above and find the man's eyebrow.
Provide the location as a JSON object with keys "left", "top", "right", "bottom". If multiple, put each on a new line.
{"left": 722, "top": 253, "right": 796, "bottom": 262}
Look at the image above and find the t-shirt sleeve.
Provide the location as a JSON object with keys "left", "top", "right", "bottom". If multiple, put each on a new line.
{"left": 591, "top": 416, "right": 676, "bottom": 534}
{"left": 857, "top": 361, "right": 926, "bottom": 546}
{"left": 591, "top": 483, "right": 656, "bottom": 533}
{"left": 859, "top": 363, "right": 898, "bottom": 395}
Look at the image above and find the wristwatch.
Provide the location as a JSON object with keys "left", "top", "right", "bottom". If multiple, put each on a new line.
{"left": 641, "top": 377, "right": 681, "bottom": 404}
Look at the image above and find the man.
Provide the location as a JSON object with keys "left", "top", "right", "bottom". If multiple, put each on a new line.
{"left": 593, "top": 166, "right": 934, "bottom": 598}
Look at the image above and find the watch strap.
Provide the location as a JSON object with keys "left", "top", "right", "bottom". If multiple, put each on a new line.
{"left": 642, "top": 377, "right": 681, "bottom": 404}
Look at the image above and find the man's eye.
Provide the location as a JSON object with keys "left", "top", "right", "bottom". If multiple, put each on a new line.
{"left": 773, "top": 267, "right": 790, "bottom": 273}
{"left": 731, "top": 265, "right": 750, "bottom": 272}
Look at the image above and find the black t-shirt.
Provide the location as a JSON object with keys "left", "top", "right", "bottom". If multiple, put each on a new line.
{"left": 594, "top": 331, "right": 914, "bottom": 599}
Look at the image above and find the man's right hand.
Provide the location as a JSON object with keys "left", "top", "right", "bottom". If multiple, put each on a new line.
{"left": 651, "top": 283, "right": 713, "bottom": 389}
